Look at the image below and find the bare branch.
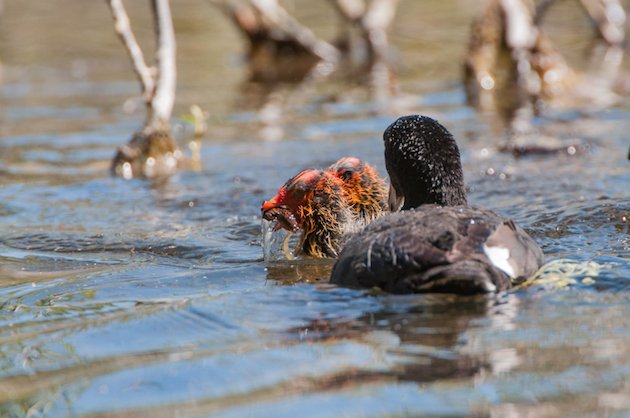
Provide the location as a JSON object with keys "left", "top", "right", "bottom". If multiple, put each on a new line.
{"left": 250, "top": 0, "right": 340, "bottom": 63}
{"left": 362, "top": 0, "right": 399, "bottom": 61}
{"left": 330, "top": 0, "right": 398, "bottom": 64}
{"left": 331, "top": 0, "right": 366, "bottom": 22}
{"left": 536, "top": 0, "right": 626, "bottom": 45}
{"left": 362, "top": 0, "right": 398, "bottom": 33}
{"left": 106, "top": 0, "right": 155, "bottom": 103}
{"left": 579, "top": 0, "right": 626, "bottom": 45}
{"left": 501, "top": 0, "right": 537, "bottom": 50}
{"left": 150, "top": 0, "right": 177, "bottom": 125}
{"left": 109, "top": 0, "right": 181, "bottom": 179}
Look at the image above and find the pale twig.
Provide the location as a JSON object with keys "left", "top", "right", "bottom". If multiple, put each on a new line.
{"left": 106, "top": 0, "right": 155, "bottom": 103}
{"left": 250, "top": 0, "right": 340, "bottom": 63}
{"left": 331, "top": 0, "right": 366, "bottom": 22}
{"left": 210, "top": 0, "right": 340, "bottom": 65}
{"left": 108, "top": 0, "right": 181, "bottom": 179}
{"left": 362, "top": 0, "right": 399, "bottom": 61}
{"left": 332, "top": 0, "right": 398, "bottom": 98}
{"left": 149, "top": 0, "right": 177, "bottom": 125}
{"left": 500, "top": 0, "right": 540, "bottom": 100}
{"left": 331, "top": 0, "right": 398, "bottom": 63}
{"left": 501, "top": 0, "right": 537, "bottom": 50}
{"left": 362, "top": 0, "right": 398, "bottom": 34}
{"left": 536, "top": 0, "right": 626, "bottom": 45}
{"left": 578, "top": 0, "right": 626, "bottom": 45}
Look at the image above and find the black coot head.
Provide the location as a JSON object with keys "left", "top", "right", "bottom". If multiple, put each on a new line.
{"left": 384, "top": 115, "right": 467, "bottom": 211}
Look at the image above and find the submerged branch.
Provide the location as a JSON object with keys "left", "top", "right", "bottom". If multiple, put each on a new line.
{"left": 331, "top": 0, "right": 366, "bottom": 22}
{"left": 249, "top": 0, "right": 340, "bottom": 63}
{"left": 501, "top": 0, "right": 537, "bottom": 50}
{"left": 362, "top": 0, "right": 399, "bottom": 62}
{"left": 536, "top": 0, "right": 626, "bottom": 45}
{"left": 108, "top": 0, "right": 182, "bottom": 179}
{"left": 578, "top": 0, "right": 626, "bottom": 45}
{"left": 212, "top": 0, "right": 340, "bottom": 63}
{"left": 330, "top": 0, "right": 399, "bottom": 68}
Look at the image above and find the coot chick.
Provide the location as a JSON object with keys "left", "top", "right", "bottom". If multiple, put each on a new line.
{"left": 330, "top": 115, "right": 543, "bottom": 294}
{"left": 327, "top": 157, "right": 388, "bottom": 223}
{"left": 262, "top": 169, "right": 352, "bottom": 258}
{"left": 261, "top": 158, "right": 387, "bottom": 258}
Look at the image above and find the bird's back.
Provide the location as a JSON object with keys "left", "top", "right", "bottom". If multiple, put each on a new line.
{"left": 330, "top": 205, "right": 543, "bottom": 294}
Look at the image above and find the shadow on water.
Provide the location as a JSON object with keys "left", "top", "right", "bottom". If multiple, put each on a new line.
{"left": 0, "top": 0, "right": 629, "bottom": 417}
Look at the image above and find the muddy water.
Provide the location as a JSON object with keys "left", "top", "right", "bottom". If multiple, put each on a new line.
{"left": 1, "top": 1, "right": 629, "bottom": 417}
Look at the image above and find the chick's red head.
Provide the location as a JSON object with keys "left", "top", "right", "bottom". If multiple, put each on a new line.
{"left": 261, "top": 169, "right": 323, "bottom": 231}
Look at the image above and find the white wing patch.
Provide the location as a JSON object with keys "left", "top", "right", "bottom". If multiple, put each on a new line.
{"left": 483, "top": 244, "right": 515, "bottom": 278}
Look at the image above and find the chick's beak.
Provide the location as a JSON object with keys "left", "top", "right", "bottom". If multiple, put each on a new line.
{"left": 261, "top": 195, "right": 280, "bottom": 214}
{"left": 261, "top": 193, "right": 300, "bottom": 232}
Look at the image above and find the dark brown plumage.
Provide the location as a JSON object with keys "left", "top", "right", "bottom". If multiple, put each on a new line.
{"left": 331, "top": 205, "right": 542, "bottom": 293}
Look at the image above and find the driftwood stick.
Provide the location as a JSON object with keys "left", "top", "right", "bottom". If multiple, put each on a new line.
{"left": 362, "top": 0, "right": 398, "bottom": 33}
{"left": 331, "top": 0, "right": 366, "bottom": 22}
{"left": 536, "top": 0, "right": 626, "bottom": 45}
{"left": 108, "top": 0, "right": 181, "bottom": 179}
{"left": 501, "top": 0, "right": 537, "bottom": 50}
{"left": 107, "top": 0, "right": 155, "bottom": 103}
{"left": 250, "top": 0, "right": 340, "bottom": 62}
{"left": 150, "top": 0, "right": 177, "bottom": 126}
{"left": 331, "top": 0, "right": 398, "bottom": 63}
{"left": 362, "top": 0, "right": 398, "bottom": 60}
{"left": 499, "top": 0, "right": 541, "bottom": 101}
{"left": 578, "top": 0, "right": 626, "bottom": 45}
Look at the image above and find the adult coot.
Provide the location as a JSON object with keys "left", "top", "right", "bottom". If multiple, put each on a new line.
{"left": 330, "top": 115, "right": 543, "bottom": 294}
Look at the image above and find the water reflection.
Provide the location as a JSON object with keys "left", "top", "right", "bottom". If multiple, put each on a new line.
{"left": 283, "top": 293, "right": 519, "bottom": 384}
{"left": 233, "top": 58, "right": 398, "bottom": 142}
{"left": 265, "top": 260, "right": 334, "bottom": 285}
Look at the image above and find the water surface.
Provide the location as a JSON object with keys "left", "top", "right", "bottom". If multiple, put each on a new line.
{"left": 1, "top": 1, "right": 629, "bottom": 417}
